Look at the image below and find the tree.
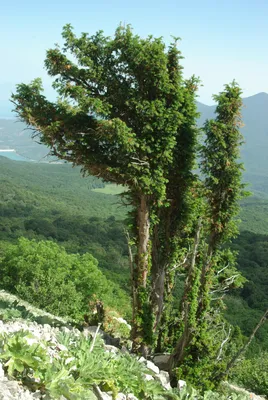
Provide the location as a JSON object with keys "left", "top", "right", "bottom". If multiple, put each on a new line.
{"left": 12, "top": 25, "right": 245, "bottom": 388}
{"left": 168, "top": 83, "right": 246, "bottom": 387}
{"left": 12, "top": 24, "right": 199, "bottom": 351}
{"left": 0, "top": 238, "right": 130, "bottom": 319}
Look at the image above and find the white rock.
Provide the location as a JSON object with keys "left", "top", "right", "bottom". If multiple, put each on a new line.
{"left": 146, "top": 360, "right": 159, "bottom": 374}
{"left": 138, "top": 356, "right": 146, "bottom": 363}
{"left": 144, "top": 374, "right": 154, "bottom": 381}
{"left": 116, "top": 394, "right": 126, "bottom": 400}
{"left": 155, "top": 370, "right": 171, "bottom": 390}
{"left": 112, "top": 317, "right": 131, "bottom": 330}
{"left": 32, "top": 391, "right": 43, "bottom": 398}
{"left": 0, "top": 363, "right": 4, "bottom": 379}
{"left": 177, "top": 379, "right": 187, "bottom": 390}
{"left": 104, "top": 344, "right": 119, "bottom": 353}
{"left": 93, "top": 385, "right": 112, "bottom": 400}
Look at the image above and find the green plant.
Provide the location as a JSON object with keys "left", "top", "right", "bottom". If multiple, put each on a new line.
{"left": 0, "top": 238, "right": 130, "bottom": 320}
{"left": 0, "top": 330, "right": 48, "bottom": 376}
{"left": 230, "top": 352, "right": 268, "bottom": 397}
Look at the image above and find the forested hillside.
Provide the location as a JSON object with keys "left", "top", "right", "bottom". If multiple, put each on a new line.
{"left": 1, "top": 154, "right": 268, "bottom": 349}
{"left": 0, "top": 156, "right": 129, "bottom": 288}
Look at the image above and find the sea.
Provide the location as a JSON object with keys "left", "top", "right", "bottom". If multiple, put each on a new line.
{"left": 0, "top": 150, "right": 32, "bottom": 162}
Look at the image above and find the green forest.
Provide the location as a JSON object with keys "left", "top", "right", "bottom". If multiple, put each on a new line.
{"left": 1, "top": 23, "right": 268, "bottom": 400}
{"left": 1, "top": 153, "right": 268, "bottom": 393}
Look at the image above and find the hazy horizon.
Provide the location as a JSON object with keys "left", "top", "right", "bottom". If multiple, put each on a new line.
{"left": 1, "top": 0, "right": 268, "bottom": 112}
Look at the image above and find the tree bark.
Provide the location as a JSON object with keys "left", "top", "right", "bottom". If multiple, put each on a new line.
{"left": 168, "top": 220, "right": 202, "bottom": 378}
{"left": 136, "top": 194, "right": 150, "bottom": 288}
{"left": 131, "top": 194, "right": 151, "bottom": 352}
{"left": 151, "top": 223, "right": 166, "bottom": 333}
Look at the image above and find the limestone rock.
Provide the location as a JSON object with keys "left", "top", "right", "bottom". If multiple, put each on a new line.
{"left": 144, "top": 374, "right": 154, "bottom": 381}
{"left": 156, "top": 370, "right": 171, "bottom": 390}
{"left": 126, "top": 394, "right": 139, "bottom": 400}
{"left": 104, "top": 344, "right": 120, "bottom": 353}
{"left": 153, "top": 353, "right": 170, "bottom": 371}
{"left": 177, "top": 379, "right": 187, "bottom": 390}
{"left": 116, "top": 394, "right": 127, "bottom": 400}
{"left": 84, "top": 326, "right": 120, "bottom": 347}
{"left": 146, "top": 360, "right": 159, "bottom": 374}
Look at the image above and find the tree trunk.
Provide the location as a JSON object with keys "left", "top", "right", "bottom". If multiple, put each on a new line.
{"left": 151, "top": 223, "right": 166, "bottom": 333}
{"left": 168, "top": 220, "right": 202, "bottom": 379}
{"left": 131, "top": 194, "right": 151, "bottom": 353}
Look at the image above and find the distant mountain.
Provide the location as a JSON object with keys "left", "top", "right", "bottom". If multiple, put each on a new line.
{"left": 197, "top": 92, "right": 268, "bottom": 178}
{"left": 1, "top": 93, "right": 268, "bottom": 178}
{"left": 0, "top": 119, "right": 50, "bottom": 161}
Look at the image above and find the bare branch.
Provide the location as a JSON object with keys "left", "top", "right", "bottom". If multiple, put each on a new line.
{"left": 216, "top": 326, "right": 232, "bottom": 361}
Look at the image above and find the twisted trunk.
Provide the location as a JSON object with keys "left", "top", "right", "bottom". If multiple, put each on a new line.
{"left": 131, "top": 194, "right": 151, "bottom": 352}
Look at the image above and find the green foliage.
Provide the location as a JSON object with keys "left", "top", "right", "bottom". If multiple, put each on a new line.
{"left": 201, "top": 81, "right": 245, "bottom": 245}
{"left": 0, "top": 326, "right": 252, "bottom": 400}
{"left": 231, "top": 230, "right": 268, "bottom": 311}
{"left": 11, "top": 24, "right": 202, "bottom": 349}
{"left": 166, "top": 83, "right": 246, "bottom": 388}
{"left": 177, "top": 385, "right": 251, "bottom": 400}
{"left": 0, "top": 156, "right": 130, "bottom": 291}
{"left": 10, "top": 23, "right": 249, "bottom": 391}
{"left": 0, "top": 238, "right": 130, "bottom": 320}
{"left": 0, "top": 330, "right": 48, "bottom": 376}
{"left": 230, "top": 352, "right": 268, "bottom": 397}
{"left": 0, "top": 328, "right": 179, "bottom": 399}
{"left": 101, "top": 309, "right": 131, "bottom": 341}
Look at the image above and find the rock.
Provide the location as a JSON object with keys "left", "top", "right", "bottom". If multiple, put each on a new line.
{"left": 112, "top": 317, "right": 131, "bottom": 330}
{"left": 177, "top": 379, "right": 187, "bottom": 390}
{"left": 93, "top": 385, "right": 112, "bottom": 400}
{"left": 126, "top": 394, "right": 139, "bottom": 400}
{"left": 32, "top": 391, "right": 43, "bottom": 398}
{"left": 104, "top": 344, "right": 120, "bottom": 353}
{"left": 138, "top": 356, "right": 146, "bottom": 363}
{"left": 155, "top": 370, "right": 171, "bottom": 390}
{"left": 99, "top": 393, "right": 112, "bottom": 400}
{"left": 146, "top": 360, "right": 159, "bottom": 374}
{"left": 120, "top": 345, "right": 129, "bottom": 354}
{"left": 84, "top": 326, "right": 120, "bottom": 347}
{"left": 116, "top": 394, "right": 126, "bottom": 400}
{"left": 84, "top": 326, "right": 105, "bottom": 336}
{"left": 153, "top": 353, "right": 170, "bottom": 371}
{"left": 144, "top": 374, "right": 154, "bottom": 381}
{"left": 0, "top": 363, "right": 4, "bottom": 379}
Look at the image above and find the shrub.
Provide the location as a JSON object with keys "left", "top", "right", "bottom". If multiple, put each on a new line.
{"left": 230, "top": 352, "right": 268, "bottom": 397}
{"left": 0, "top": 238, "right": 130, "bottom": 320}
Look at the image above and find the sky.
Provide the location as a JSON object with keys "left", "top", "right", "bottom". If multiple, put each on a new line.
{"left": 1, "top": 0, "right": 268, "bottom": 115}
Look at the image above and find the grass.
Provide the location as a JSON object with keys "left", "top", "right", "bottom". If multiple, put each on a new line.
{"left": 93, "top": 184, "right": 124, "bottom": 195}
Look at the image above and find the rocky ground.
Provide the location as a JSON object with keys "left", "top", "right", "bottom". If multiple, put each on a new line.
{"left": 0, "top": 291, "right": 266, "bottom": 400}
{"left": 0, "top": 315, "right": 170, "bottom": 399}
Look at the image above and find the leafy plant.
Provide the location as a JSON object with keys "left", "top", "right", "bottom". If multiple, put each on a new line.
{"left": 0, "top": 330, "right": 48, "bottom": 376}
{"left": 0, "top": 238, "right": 131, "bottom": 320}
{"left": 230, "top": 352, "right": 268, "bottom": 397}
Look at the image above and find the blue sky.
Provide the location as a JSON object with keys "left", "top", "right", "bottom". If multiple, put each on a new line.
{"left": 1, "top": 0, "right": 268, "bottom": 115}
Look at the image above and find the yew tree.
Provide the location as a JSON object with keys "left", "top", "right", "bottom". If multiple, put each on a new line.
{"left": 12, "top": 24, "right": 199, "bottom": 351}
{"left": 168, "top": 83, "right": 246, "bottom": 387}
{"left": 12, "top": 25, "right": 246, "bottom": 386}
